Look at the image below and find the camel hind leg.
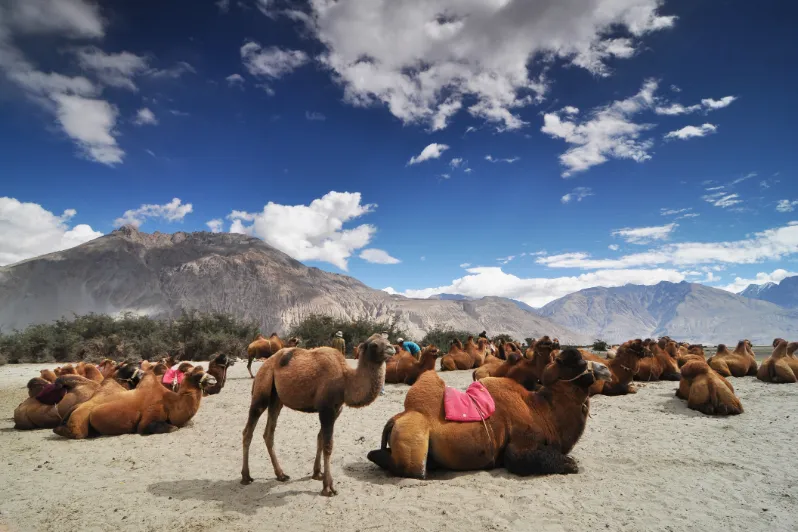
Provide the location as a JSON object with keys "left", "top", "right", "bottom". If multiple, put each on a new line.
{"left": 367, "top": 412, "right": 430, "bottom": 479}
{"left": 241, "top": 365, "right": 273, "bottom": 484}
{"left": 504, "top": 441, "right": 578, "bottom": 476}
{"left": 246, "top": 351, "right": 255, "bottom": 378}
{"left": 263, "top": 397, "right": 289, "bottom": 481}
{"left": 318, "top": 405, "right": 342, "bottom": 497}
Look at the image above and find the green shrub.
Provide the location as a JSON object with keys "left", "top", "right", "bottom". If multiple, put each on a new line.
{"left": 287, "top": 314, "right": 407, "bottom": 356}
{"left": 592, "top": 339, "right": 608, "bottom": 351}
{"left": 492, "top": 333, "right": 515, "bottom": 345}
{"left": 420, "top": 328, "right": 472, "bottom": 350}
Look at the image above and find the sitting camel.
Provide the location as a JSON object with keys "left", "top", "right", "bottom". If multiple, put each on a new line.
{"left": 757, "top": 339, "right": 798, "bottom": 383}
{"left": 464, "top": 336, "right": 490, "bottom": 367}
{"left": 77, "top": 362, "right": 104, "bottom": 383}
{"left": 241, "top": 333, "right": 395, "bottom": 496}
{"left": 204, "top": 353, "right": 232, "bottom": 395}
{"left": 14, "top": 374, "right": 101, "bottom": 430}
{"left": 677, "top": 343, "right": 706, "bottom": 367}
{"left": 676, "top": 359, "right": 743, "bottom": 415}
{"left": 496, "top": 336, "right": 559, "bottom": 390}
{"left": 473, "top": 341, "right": 519, "bottom": 380}
{"left": 55, "top": 366, "right": 216, "bottom": 438}
{"left": 367, "top": 348, "right": 611, "bottom": 478}
{"left": 385, "top": 345, "right": 440, "bottom": 385}
{"left": 97, "top": 359, "right": 117, "bottom": 379}
{"left": 247, "top": 334, "right": 297, "bottom": 378}
{"left": 582, "top": 339, "right": 651, "bottom": 396}
{"left": 40, "top": 369, "right": 57, "bottom": 383}
{"left": 440, "top": 338, "right": 475, "bottom": 371}
{"left": 784, "top": 340, "right": 798, "bottom": 376}
{"left": 708, "top": 341, "right": 758, "bottom": 378}
{"left": 635, "top": 338, "right": 680, "bottom": 381}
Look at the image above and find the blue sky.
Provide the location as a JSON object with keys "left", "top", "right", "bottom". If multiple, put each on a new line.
{"left": 1, "top": 0, "right": 797, "bottom": 307}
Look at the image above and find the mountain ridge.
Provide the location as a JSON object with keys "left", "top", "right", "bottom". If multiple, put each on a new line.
{"left": 738, "top": 276, "right": 798, "bottom": 308}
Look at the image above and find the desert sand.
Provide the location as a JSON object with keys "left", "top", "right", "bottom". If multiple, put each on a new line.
{"left": 1, "top": 359, "right": 797, "bottom": 532}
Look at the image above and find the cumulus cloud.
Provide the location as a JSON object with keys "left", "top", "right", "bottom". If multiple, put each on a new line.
{"left": 536, "top": 222, "right": 798, "bottom": 270}
{"left": 385, "top": 266, "right": 686, "bottom": 308}
{"left": 485, "top": 155, "right": 519, "bottom": 163}
{"left": 561, "top": 187, "right": 594, "bottom": 204}
{"left": 0, "top": 197, "right": 102, "bottom": 266}
{"left": 52, "top": 94, "right": 124, "bottom": 164}
{"left": 73, "top": 47, "right": 149, "bottom": 91}
{"left": 359, "top": 248, "right": 400, "bottom": 264}
{"left": 776, "top": 200, "right": 798, "bottom": 213}
{"left": 721, "top": 269, "right": 797, "bottom": 294}
{"left": 408, "top": 143, "right": 448, "bottom": 165}
{"left": 664, "top": 123, "right": 717, "bottom": 140}
{"left": 133, "top": 107, "right": 157, "bottom": 126}
{"left": 114, "top": 198, "right": 193, "bottom": 228}
{"left": 541, "top": 79, "right": 657, "bottom": 176}
{"left": 227, "top": 191, "right": 379, "bottom": 271}
{"left": 612, "top": 223, "right": 677, "bottom": 244}
{"left": 608, "top": 244, "right": 619, "bottom": 251}
{"left": 206, "top": 219, "right": 224, "bottom": 233}
{"left": 226, "top": 73, "right": 245, "bottom": 87}
{"left": 702, "top": 96, "right": 737, "bottom": 109}
{"left": 240, "top": 41, "right": 308, "bottom": 93}
{"left": 301, "top": 0, "right": 674, "bottom": 131}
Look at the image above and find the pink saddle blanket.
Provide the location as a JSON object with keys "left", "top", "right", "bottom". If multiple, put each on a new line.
{"left": 444, "top": 381, "right": 495, "bottom": 422}
{"left": 162, "top": 366, "right": 185, "bottom": 387}
{"left": 36, "top": 383, "right": 67, "bottom": 405}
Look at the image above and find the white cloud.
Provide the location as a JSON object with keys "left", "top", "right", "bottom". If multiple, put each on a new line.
{"left": 536, "top": 221, "right": 798, "bottom": 270}
{"left": 449, "top": 157, "right": 463, "bottom": 168}
{"left": 305, "top": 111, "right": 326, "bottom": 121}
{"left": 562, "top": 106, "right": 579, "bottom": 115}
{"left": 1, "top": 0, "right": 104, "bottom": 39}
{"left": 608, "top": 244, "right": 619, "bottom": 251}
{"left": 701, "top": 96, "right": 736, "bottom": 109}
{"left": 440, "top": 173, "right": 451, "bottom": 180}
{"left": 240, "top": 41, "right": 308, "bottom": 92}
{"left": 206, "top": 219, "right": 224, "bottom": 233}
{"left": 146, "top": 61, "right": 195, "bottom": 79}
{"left": 359, "top": 248, "right": 400, "bottom": 264}
{"left": 460, "top": 263, "right": 471, "bottom": 268}
{"left": 133, "top": 107, "right": 157, "bottom": 126}
{"left": 485, "top": 155, "right": 519, "bottom": 163}
{"left": 227, "top": 191, "right": 377, "bottom": 271}
{"left": 114, "top": 198, "right": 193, "bottom": 228}
{"left": 660, "top": 207, "right": 690, "bottom": 216}
{"left": 612, "top": 223, "right": 677, "bottom": 245}
{"left": 52, "top": 94, "right": 124, "bottom": 164}
{"left": 721, "top": 269, "right": 797, "bottom": 294}
{"left": 679, "top": 213, "right": 700, "bottom": 219}
{"left": 497, "top": 255, "right": 516, "bottom": 265}
{"left": 464, "top": 168, "right": 473, "bottom": 173}
{"left": 226, "top": 73, "right": 245, "bottom": 87}
{"left": 664, "top": 123, "right": 717, "bottom": 140}
{"left": 74, "top": 47, "right": 149, "bottom": 91}
{"left": 388, "top": 266, "right": 686, "bottom": 308}
{"left": 702, "top": 192, "right": 741, "bottom": 209}
{"left": 408, "top": 143, "right": 448, "bottom": 165}
{"left": 776, "top": 200, "right": 798, "bottom": 213}
{"left": 541, "top": 79, "right": 657, "bottom": 176}
{"left": 561, "top": 187, "right": 593, "bottom": 204}
{"left": 216, "top": 0, "right": 231, "bottom": 13}
{"left": 0, "top": 197, "right": 102, "bottom": 266}
{"left": 303, "top": 0, "right": 674, "bottom": 131}
{"left": 670, "top": 84, "right": 681, "bottom": 92}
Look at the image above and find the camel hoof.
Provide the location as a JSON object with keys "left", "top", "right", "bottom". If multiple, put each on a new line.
{"left": 321, "top": 487, "right": 338, "bottom": 497}
{"left": 276, "top": 473, "right": 290, "bottom": 482}
{"left": 312, "top": 472, "right": 324, "bottom": 481}
{"left": 562, "top": 456, "right": 579, "bottom": 475}
{"left": 241, "top": 475, "right": 254, "bottom": 485}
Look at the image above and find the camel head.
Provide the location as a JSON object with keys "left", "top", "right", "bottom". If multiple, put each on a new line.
{"left": 115, "top": 363, "right": 144, "bottom": 388}
{"left": 357, "top": 333, "right": 396, "bottom": 364}
{"left": 542, "top": 348, "right": 611, "bottom": 388}
{"left": 551, "top": 338, "right": 561, "bottom": 350}
{"left": 56, "top": 364, "right": 76, "bottom": 376}
{"left": 269, "top": 332, "right": 280, "bottom": 339}
{"left": 772, "top": 338, "right": 785, "bottom": 348}
{"left": 534, "top": 336, "right": 556, "bottom": 360}
{"left": 771, "top": 339, "right": 789, "bottom": 358}
{"left": 184, "top": 366, "right": 217, "bottom": 391}
{"left": 788, "top": 342, "right": 798, "bottom": 356}
{"left": 477, "top": 338, "right": 489, "bottom": 350}
{"left": 622, "top": 339, "right": 652, "bottom": 360}
{"left": 211, "top": 353, "right": 232, "bottom": 367}
{"left": 420, "top": 345, "right": 440, "bottom": 358}
{"left": 26, "top": 377, "right": 50, "bottom": 398}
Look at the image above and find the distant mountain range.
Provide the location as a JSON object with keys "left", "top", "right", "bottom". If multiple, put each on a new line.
{"left": 0, "top": 227, "right": 587, "bottom": 343}
{"left": 739, "top": 276, "right": 798, "bottom": 308}
{"left": 537, "top": 281, "right": 798, "bottom": 344}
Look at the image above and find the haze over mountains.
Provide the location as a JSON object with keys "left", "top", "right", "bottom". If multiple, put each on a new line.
{"left": 0, "top": 227, "right": 586, "bottom": 343}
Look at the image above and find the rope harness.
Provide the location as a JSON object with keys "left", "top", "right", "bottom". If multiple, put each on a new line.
{"left": 467, "top": 393, "right": 497, "bottom": 468}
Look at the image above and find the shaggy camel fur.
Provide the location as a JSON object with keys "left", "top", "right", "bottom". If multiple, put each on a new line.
{"left": 676, "top": 360, "right": 743, "bottom": 415}
{"left": 757, "top": 339, "right": 798, "bottom": 383}
{"left": 241, "top": 333, "right": 396, "bottom": 496}
{"left": 97, "top": 359, "right": 117, "bottom": 379}
{"left": 677, "top": 344, "right": 706, "bottom": 367}
{"left": 247, "top": 334, "right": 298, "bottom": 378}
{"left": 440, "top": 339, "right": 472, "bottom": 371}
{"left": 473, "top": 342, "right": 519, "bottom": 380}
{"left": 367, "top": 348, "right": 611, "bottom": 478}
{"left": 635, "top": 338, "right": 680, "bottom": 381}
{"left": 204, "top": 353, "right": 232, "bottom": 395}
{"left": 40, "top": 369, "right": 57, "bottom": 383}
{"left": 77, "top": 362, "right": 104, "bottom": 383}
{"left": 464, "top": 337, "right": 490, "bottom": 367}
{"left": 582, "top": 339, "right": 651, "bottom": 396}
{"left": 385, "top": 346, "right": 440, "bottom": 385}
{"left": 784, "top": 340, "right": 798, "bottom": 376}
{"left": 478, "top": 337, "right": 558, "bottom": 390}
{"left": 55, "top": 366, "right": 216, "bottom": 439}
{"left": 708, "top": 341, "right": 758, "bottom": 378}
{"left": 14, "top": 375, "right": 101, "bottom": 430}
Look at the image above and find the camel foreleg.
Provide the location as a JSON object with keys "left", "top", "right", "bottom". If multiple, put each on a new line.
{"left": 241, "top": 399, "right": 266, "bottom": 484}
{"left": 318, "top": 406, "right": 342, "bottom": 497}
{"left": 504, "top": 441, "right": 578, "bottom": 476}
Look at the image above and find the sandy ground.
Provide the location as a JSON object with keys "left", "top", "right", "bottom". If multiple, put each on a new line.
{"left": 1, "top": 359, "right": 797, "bottom": 532}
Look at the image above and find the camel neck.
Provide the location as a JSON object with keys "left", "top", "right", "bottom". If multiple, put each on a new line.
{"left": 163, "top": 386, "right": 203, "bottom": 426}
{"left": 344, "top": 358, "right": 385, "bottom": 408}
{"left": 418, "top": 353, "right": 437, "bottom": 371}
{"left": 528, "top": 382, "right": 590, "bottom": 455}
{"left": 608, "top": 356, "right": 636, "bottom": 383}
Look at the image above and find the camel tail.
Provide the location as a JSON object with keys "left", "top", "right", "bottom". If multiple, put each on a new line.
{"left": 380, "top": 416, "right": 398, "bottom": 450}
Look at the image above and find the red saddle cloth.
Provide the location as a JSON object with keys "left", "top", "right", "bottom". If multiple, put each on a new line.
{"left": 444, "top": 381, "right": 496, "bottom": 422}
{"left": 36, "top": 383, "right": 67, "bottom": 405}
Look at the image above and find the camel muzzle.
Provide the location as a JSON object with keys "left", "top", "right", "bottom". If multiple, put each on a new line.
{"left": 200, "top": 374, "right": 217, "bottom": 388}
{"left": 590, "top": 361, "right": 612, "bottom": 382}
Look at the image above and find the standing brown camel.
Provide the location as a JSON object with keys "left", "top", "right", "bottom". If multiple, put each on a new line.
{"left": 385, "top": 345, "right": 440, "bottom": 385}
{"left": 247, "top": 334, "right": 298, "bottom": 378}
{"left": 677, "top": 359, "right": 743, "bottom": 415}
{"left": 241, "top": 333, "right": 396, "bottom": 496}
{"left": 708, "top": 341, "right": 758, "bottom": 377}
{"left": 582, "top": 339, "right": 652, "bottom": 396}
{"left": 757, "top": 339, "right": 798, "bottom": 383}
{"left": 367, "top": 348, "right": 611, "bottom": 478}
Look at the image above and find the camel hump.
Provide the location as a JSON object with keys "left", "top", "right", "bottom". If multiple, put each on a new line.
{"left": 278, "top": 349, "right": 295, "bottom": 367}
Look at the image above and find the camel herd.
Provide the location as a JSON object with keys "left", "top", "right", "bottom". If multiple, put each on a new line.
{"left": 11, "top": 330, "right": 798, "bottom": 498}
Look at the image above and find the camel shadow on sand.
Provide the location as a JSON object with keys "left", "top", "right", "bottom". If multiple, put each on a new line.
{"left": 343, "top": 459, "right": 518, "bottom": 487}
{"left": 147, "top": 478, "right": 318, "bottom": 514}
